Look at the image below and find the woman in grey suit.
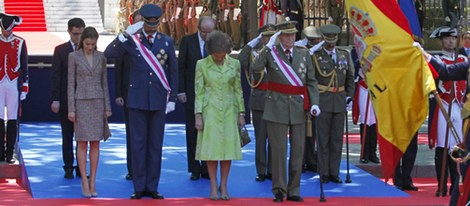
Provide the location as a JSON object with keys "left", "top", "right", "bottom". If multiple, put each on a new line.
{"left": 67, "top": 27, "right": 112, "bottom": 198}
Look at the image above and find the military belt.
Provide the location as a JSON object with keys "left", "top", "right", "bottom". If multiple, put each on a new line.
{"left": 318, "top": 85, "right": 344, "bottom": 93}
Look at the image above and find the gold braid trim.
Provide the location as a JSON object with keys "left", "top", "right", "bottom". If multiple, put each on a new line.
{"left": 312, "top": 54, "right": 337, "bottom": 93}
{"left": 244, "top": 52, "right": 265, "bottom": 88}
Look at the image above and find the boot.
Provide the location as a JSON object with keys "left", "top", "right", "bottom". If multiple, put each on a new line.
{"left": 63, "top": 166, "right": 74, "bottom": 179}
{"left": 368, "top": 124, "right": 380, "bottom": 163}
{"left": 6, "top": 120, "right": 17, "bottom": 163}
{"left": 359, "top": 124, "right": 369, "bottom": 163}
{"left": 0, "top": 119, "right": 5, "bottom": 161}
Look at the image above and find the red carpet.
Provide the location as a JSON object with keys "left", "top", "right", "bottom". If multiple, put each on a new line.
{"left": 4, "top": 0, "right": 47, "bottom": 32}
{"left": 0, "top": 178, "right": 450, "bottom": 206}
{"left": 345, "top": 133, "right": 428, "bottom": 145}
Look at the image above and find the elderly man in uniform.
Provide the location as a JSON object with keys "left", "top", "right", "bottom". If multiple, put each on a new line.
{"left": 238, "top": 24, "right": 276, "bottom": 182}
{"left": 104, "top": 4, "right": 178, "bottom": 199}
{"left": 312, "top": 24, "right": 354, "bottom": 184}
{"left": 0, "top": 13, "right": 29, "bottom": 164}
{"left": 252, "top": 21, "right": 320, "bottom": 202}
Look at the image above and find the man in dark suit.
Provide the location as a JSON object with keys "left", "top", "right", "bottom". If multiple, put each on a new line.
{"left": 50, "top": 17, "right": 85, "bottom": 179}
{"left": 114, "top": 9, "right": 142, "bottom": 181}
{"left": 458, "top": 31, "right": 470, "bottom": 57}
{"left": 104, "top": 4, "right": 178, "bottom": 200}
{"left": 177, "top": 16, "right": 214, "bottom": 181}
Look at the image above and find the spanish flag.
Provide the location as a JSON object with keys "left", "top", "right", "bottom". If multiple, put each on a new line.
{"left": 345, "top": 0, "right": 436, "bottom": 179}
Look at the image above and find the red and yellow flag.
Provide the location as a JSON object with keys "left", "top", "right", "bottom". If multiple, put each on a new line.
{"left": 345, "top": 0, "right": 436, "bottom": 179}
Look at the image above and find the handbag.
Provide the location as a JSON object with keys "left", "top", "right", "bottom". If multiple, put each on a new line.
{"left": 239, "top": 125, "right": 251, "bottom": 147}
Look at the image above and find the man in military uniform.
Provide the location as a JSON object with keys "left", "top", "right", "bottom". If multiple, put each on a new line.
{"left": 327, "top": 0, "right": 344, "bottom": 28}
{"left": 104, "top": 4, "right": 178, "bottom": 199}
{"left": 312, "top": 24, "right": 354, "bottom": 184}
{"left": 238, "top": 24, "right": 277, "bottom": 182}
{"left": 228, "top": 0, "right": 241, "bottom": 49}
{"left": 252, "top": 21, "right": 320, "bottom": 202}
{"left": 295, "top": 26, "right": 322, "bottom": 49}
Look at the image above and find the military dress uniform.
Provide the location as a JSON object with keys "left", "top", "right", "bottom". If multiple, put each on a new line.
{"left": 252, "top": 21, "right": 319, "bottom": 202}
{"left": 312, "top": 24, "right": 354, "bottom": 184}
{"left": 0, "top": 13, "right": 29, "bottom": 163}
{"left": 238, "top": 24, "right": 276, "bottom": 182}
{"left": 104, "top": 4, "right": 178, "bottom": 199}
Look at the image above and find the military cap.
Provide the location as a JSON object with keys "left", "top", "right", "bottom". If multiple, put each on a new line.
{"left": 303, "top": 26, "right": 321, "bottom": 39}
{"left": 430, "top": 26, "right": 457, "bottom": 38}
{"left": 0, "top": 13, "right": 22, "bottom": 31}
{"left": 276, "top": 21, "right": 298, "bottom": 34}
{"left": 140, "top": 4, "right": 162, "bottom": 26}
{"left": 259, "top": 24, "right": 277, "bottom": 36}
{"left": 319, "top": 24, "right": 341, "bottom": 43}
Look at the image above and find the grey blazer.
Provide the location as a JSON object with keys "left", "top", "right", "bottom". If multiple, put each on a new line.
{"left": 67, "top": 50, "right": 111, "bottom": 113}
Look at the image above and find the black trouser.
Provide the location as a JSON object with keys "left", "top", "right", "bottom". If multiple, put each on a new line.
{"left": 393, "top": 133, "right": 418, "bottom": 186}
{"left": 59, "top": 110, "right": 75, "bottom": 169}
{"left": 184, "top": 108, "right": 207, "bottom": 176}
{"left": 5, "top": 120, "right": 17, "bottom": 162}
{"left": 359, "top": 124, "right": 378, "bottom": 160}
{"left": 434, "top": 147, "right": 458, "bottom": 194}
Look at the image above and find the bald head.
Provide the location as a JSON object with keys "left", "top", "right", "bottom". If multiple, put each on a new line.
{"left": 198, "top": 16, "right": 215, "bottom": 41}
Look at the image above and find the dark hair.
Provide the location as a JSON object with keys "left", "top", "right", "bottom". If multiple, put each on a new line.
{"left": 131, "top": 9, "right": 140, "bottom": 21}
{"left": 67, "top": 18, "right": 85, "bottom": 31}
{"left": 205, "top": 31, "right": 232, "bottom": 54}
{"left": 78, "top": 27, "right": 99, "bottom": 50}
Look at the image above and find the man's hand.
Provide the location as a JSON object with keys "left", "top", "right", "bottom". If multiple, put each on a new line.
{"left": 165, "top": 101, "right": 176, "bottom": 114}
{"left": 266, "top": 31, "right": 281, "bottom": 48}
{"left": 51, "top": 101, "right": 60, "bottom": 113}
{"left": 346, "top": 97, "right": 353, "bottom": 111}
{"left": 177, "top": 93, "right": 187, "bottom": 103}
{"left": 247, "top": 33, "right": 262, "bottom": 48}
{"left": 115, "top": 97, "right": 124, "bottom": 106}
{"left": 310, "top": 105, "right": 321, "bottom": 116}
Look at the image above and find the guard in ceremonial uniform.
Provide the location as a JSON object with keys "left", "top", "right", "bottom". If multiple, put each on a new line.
{"left": 312, "top": 24, "right": 354, "bottom": 184}
{"left": 351, "top": 47, "right": 379, "bottom": 164}
{"left": 252, "top": 21, "right": 320, "bottom": 202}
{"left": 428, "top": 26, "right": 465, "bottom": 196}
{"left": 280, "top": 0, "right": 303, "bottom": 40}
{"left": 104, "top": 4, "right": 178, "bottom": 199}
{"left": 0, "top": 13, "right": 29, "bottom": 164}
{"left": 238, "top": 24, "right": 276, "bottom": 182}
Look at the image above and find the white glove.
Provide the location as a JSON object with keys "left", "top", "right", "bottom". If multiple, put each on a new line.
{"left": 20, "top": 92, "right": 27, "bottom": 101}
{"left": 125, "top": 21, "right": 144, "bottom": 35}
{"left": 413, "top": 41, "right": 431, "bottom": 62}
{"left": 233, "top": 8, "right": 241, "bottom": 21}
{"left": 266, "top": 31, "right": 281, "bottom": 48}
{"left": 310, "top": 105, "right": 321, "bottom": 116}
{"left": 309, "top": 40, "right": 325, "bottom": 55}
{"left": 247, "top": 33, "right": 262, "bottom": 48}
{"left": 223, "top": 9, "right": 229, "bottom": 21}
{"left": 295, "top": 38, "right": 307, "bottom": 47}
{"left": 328, "top": 16, "right": 334, "bottom": 22}
{"left": 165, "top": 101, "right": 176, "bottom": 114}
{"left": 346, "top": 97, "right": 353, "bottom": 111}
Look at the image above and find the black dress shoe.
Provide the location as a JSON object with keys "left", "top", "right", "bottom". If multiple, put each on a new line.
{"left": 125, "top": 173, "right": 132, "bottom": 180}
{"left": 6, "top": 158, "right": 15, "bottom": 164}
{"left": 360, "top": 159, "right": 369, "bottom": 163}
{"left": 320, "top": 176, "right": 329, "bottom": 183}
{"left": 190, "top": 173, "right": 200, "bottom": 180}
{"left": 273, "top": 191, "right": 284, "bottom": 202}
{"left": 286, "top": 195, "right": 304, "bottom": 202}
{"left": 255, "top": 174, "right": 266, "bottom": 182}
{"left": 265, "top": 173, "right": 272, "bottom": 180}
{"left": 435, "top": 190, "right": 447, "bottom": 196}
{"left": 130, "top": 192, "right": 142, "bottom": 199}
{"left": 401, "top": 184, "right": 418, "bottom": 191}
{"left": 201, "top": 173, "right": 210, "bottom": 179}
{"left": 147, "top": 191, "right": 164, "bottom": 199}
{"left": 369, "top": 156, "right": 380, "bottom": 164}
{"left": 329, "top": 175, "right": 343, "bottom": 184}
{"left": 305, "top": 164, "right": 317, "bottom": 172}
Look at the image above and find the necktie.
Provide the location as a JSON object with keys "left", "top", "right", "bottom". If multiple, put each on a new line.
{"left": 285, "top": 49, "right": 292, "bottom": 63}
{"left": 73, "top": 43, "right": 78, "bottom": 51}
{"left": 147, "top": 34, "right": 153, "bottom": 45}
{"left": 330, "top": 52, "right": 335, "bottom": 63}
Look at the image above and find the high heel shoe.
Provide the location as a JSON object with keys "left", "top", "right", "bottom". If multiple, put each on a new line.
{"left": 209, "top": 195, "right": 219, "bottom": 201}
{"left": 91, "top": 192, "right": 98, "bottom": 197}
{"left": 218, "top": 186, "right": 230, "bottom": 201}
{"left": 81, "top": 188, "right": 91, "bottom": 198}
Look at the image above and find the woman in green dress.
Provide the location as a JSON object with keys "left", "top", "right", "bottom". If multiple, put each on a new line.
{"left": 194, "top": 30, "right": 245, "bottom": 201}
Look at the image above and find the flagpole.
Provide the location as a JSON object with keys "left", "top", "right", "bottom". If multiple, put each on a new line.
{"left": 360, "top": 93, "right": 371, "bottom": 162}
